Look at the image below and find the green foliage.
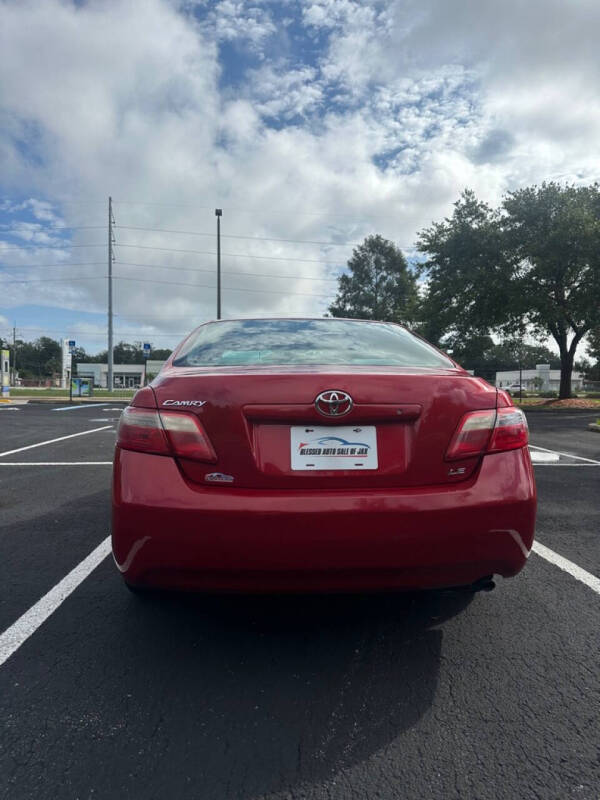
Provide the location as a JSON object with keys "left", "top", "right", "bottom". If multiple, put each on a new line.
{"left": 417, "top": 190, "right": 515, "bottom": 339}
{"left": 586, "top": 328, "right": 600, "bottom": 381}
{"left": 151, "top": 347, "right": 172, "bottom": 361}
{"left": 417, "top": 183, "right": 600, "bottom": 398}
{"left": 447, "top": 336, "right": 561, "bottom": 375}
{"left": 15, "top": 337, "right": 62, "bottom": 379}
{"left": 329, "top": 235, "right": 418, "bottom": 323}
{"left": 12, "top": 336, "right": 170, "bottom": 380}
{"left": 502, "top": 183, "right": 600, "bottom": 340}
{"left": 88, "top": 341, "right": 171, "bottom": 364}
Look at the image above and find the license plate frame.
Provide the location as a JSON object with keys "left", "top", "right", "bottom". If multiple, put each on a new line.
{"left": 290, "top": 425, "right": 378, "bottom": 471}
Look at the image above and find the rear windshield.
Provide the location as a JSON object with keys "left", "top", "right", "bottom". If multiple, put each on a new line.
{"left": 172, "top": 319, "right": 454, "bottom": 368}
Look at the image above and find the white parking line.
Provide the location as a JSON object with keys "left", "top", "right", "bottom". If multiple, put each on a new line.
{"left": 533, "top": 541, "right": 600, "bottom": 595}
{"left": 52, "top": 404, "right": 107, "bottom": 411}
{"left": 0, "top": 462, "right": 112, "bottom": 466}
{"left": 0, "top": 426, "right": 113, "bottom": 458}
{"left": 529, "top": 444, "right": 600, "bottom": 465}
{"left": 0, "top": 537, "right": 111, "bottom": 668}
{"left": 0, "top": 528, "right": 598, "bottom": 669}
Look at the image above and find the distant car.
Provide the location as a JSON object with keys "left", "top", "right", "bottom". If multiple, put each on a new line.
{"left": 504, "top": 384, "right": 528, "bottom": 396}
{"left": 112, "top": 318, "right": 536, "bottom": 595}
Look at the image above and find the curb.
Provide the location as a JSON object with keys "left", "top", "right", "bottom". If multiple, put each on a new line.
{"left": 21, "top": 398, "right": 130, "bottom": 404}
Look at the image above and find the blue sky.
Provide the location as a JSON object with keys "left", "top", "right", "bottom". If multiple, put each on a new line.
{"left": 1, "top": 0, "right": 599, "bottom": 355}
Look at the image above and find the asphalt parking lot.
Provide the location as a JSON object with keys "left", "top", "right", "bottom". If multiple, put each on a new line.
{"left": 0, "top": 404, "right": 599, "bottom": 800}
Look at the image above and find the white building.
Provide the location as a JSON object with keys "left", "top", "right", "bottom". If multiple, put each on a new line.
{"left": 76, "top": 360, "right": 166, "bottom": 389}
{"left": 495, "top": 363, "right": 583, "bottom": 392}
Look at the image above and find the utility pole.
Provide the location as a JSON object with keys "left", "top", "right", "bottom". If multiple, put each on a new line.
{"left": 215, "top": 208, "right": 222, "bottom": 319}
{"left": 11, "top": 325, "right": 16, "bottom": 387}
{"left": 108, "top": 196, "right": 115, "bottom": 392}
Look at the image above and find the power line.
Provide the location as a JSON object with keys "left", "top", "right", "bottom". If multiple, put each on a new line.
{"left": 0, "top": 276, "right": 106, "bottom": 284}
{"left": 115, "top": 260, "right": 341, "bottom": 282}
{"left": 0, "top": 225, "right": 105, "bottom": 232}
{"left": 112, "top": 274, "right": 333, "bottom": 298}
{"left": 116, "top": 242, "right": 345, "bottom": 265}
{"left": 111, "top": 199, "right": 404, "bottom": 221}
{"left": 5, "top": 325, "right": 186, "bottom": 337}
{"left": 0, "top": 261, "right": 104, "bottom": 270}
{"left": 0, "top": 242, "right": 105, "bottom": 252}
{"left": 0, "top": 256, "right": 343, "bottom": 280}
{"left": 116, "top": 225, "right": 362, "bottom": 248}
{"left": 0, "top": 270, "right": 335, "bottom": 298}
{"left": 114, "top": 313, "right": 201, "bottom": 319}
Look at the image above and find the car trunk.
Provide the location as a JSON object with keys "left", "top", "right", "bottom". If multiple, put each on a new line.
{"left": 149, "top": 365, "right": 498, "bottom": 489}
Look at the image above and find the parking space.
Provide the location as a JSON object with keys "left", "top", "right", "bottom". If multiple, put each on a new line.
{"left": 0, "top": 405, "right": 599, "bottom": 799}
{"left": 0, "top": 405, "right": 119, "bottom": 636}
{"left": 528, "top": 411, "right": 600, "bottom": 579}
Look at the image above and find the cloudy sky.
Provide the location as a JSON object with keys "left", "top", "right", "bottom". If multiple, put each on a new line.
{"left": 1, "top": 0, "right": 599, "bottom": 355}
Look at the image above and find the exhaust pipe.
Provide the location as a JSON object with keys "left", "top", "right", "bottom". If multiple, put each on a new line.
{"left": 469, "top": 575, "right": 496, "bottom": 593}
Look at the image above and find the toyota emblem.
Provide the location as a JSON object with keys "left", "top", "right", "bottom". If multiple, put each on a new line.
{"left": 315, "top": 390, "right": 353, "bottom": 417}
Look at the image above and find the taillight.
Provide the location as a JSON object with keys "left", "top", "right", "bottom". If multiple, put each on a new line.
{"left": 117, "top": 406, "right": 216, "bottom": 462}
{"left": 488, "top": 407, "right": 529, "bottom": 452}
{"left": 160, "top": 411, "right": 216, "bottom": 462}
{"left": 117, "top": 407, "right": 170, "bottom": 455}
{"left": 445, "top": 407, "right": 529, "bottom": 461}
{"left": 445, "top": 410, "right": 496, "bottom": 461}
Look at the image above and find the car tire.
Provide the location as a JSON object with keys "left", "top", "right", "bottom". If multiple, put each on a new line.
{"left": 124, "top": 580, "right": 151, "bottom": 596}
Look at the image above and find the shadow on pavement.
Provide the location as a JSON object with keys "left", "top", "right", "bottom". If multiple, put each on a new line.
{"left": 109, "top": 589, "right": 473, "bottom": 798}
{"left": 0, "top": 580, "right": 474, "bottom": 800}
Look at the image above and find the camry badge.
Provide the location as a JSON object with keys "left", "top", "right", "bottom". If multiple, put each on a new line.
{"left": 315, "top": 390, "right": 353, "bottom": 417}
{"left": 162, "top": 400, "right": 206, "bottom": 407}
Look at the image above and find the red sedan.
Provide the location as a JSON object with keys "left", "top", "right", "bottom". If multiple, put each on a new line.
{"left": 112, "top": 318, "right": 536, "bottom": 594}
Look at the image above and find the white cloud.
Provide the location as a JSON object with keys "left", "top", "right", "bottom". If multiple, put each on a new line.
{"left": 199, "top": 0, "right": 277, "bottom": 48}
{"left": 246, "top": 65, "right": 323, "bottom": 119}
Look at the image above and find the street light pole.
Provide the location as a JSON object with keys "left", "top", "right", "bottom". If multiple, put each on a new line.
{"left": 11, "top": 325, "right": 16, "bottom": 387}
{"left": 108, "top": 196, "right": 114, "bottom": 393}
{"left": 215, "top": 208, "right": 222, "bottom": 320}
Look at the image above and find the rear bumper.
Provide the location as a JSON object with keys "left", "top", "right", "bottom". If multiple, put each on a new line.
{"left": 112, "top": 447, "right": 536, "bottom": 592}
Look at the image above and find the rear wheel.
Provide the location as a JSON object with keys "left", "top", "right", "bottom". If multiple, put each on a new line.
{"left": 124, "top": 580, "right": 151, "bottom": 596}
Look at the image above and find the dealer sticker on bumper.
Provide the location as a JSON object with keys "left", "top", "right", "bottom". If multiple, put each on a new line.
{"left": 290, "top": 425, "right": 378, "bottom": 471}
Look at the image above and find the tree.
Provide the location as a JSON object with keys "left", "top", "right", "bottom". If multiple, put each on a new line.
{"left": 88, "top": 342, "right": 172, "bottom": 364}
{"left": 438, "top": 334, "right": 562, "bottom": 380}
{"left": 16, "top": 337, "right": 62, "bottom": 380}
{"left": 90, "top": 341, "right": 141, "bottom": 364}
{"left": 585, "top": 328, "right": 600, "bottom": 381}
{"left": 494, "top": 340, "right": 560, "bottom": 370}
{"left": 417, "top": 191, "right": 514, "bottom": 342}
{"left": 503, "top": 183, "right": 600, "bottom": 397}
{"left": 151, "top": 347, "right": 172, "bottom": 360}
{"left": 329, "top": 235, "right": 418, "bottom": 323}
{"left": 418, "top": 184, "right": 600, "bottom": 398}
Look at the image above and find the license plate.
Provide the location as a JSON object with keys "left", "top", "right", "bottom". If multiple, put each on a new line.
{"left": 290, "top": 425, "right": 378, "bottom": 470}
